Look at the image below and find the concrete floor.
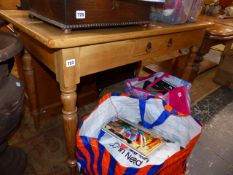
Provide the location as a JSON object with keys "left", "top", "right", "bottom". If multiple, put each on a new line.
{"left": 188, "top": 91, "right": 233, "bottom": 175}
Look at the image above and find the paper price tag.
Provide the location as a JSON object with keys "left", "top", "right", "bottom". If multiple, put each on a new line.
{"left": 76, "top": 10, "right": 85, "bottom": 19}
{"left": 66, "top": 59, "right": 76, "bottom": 67}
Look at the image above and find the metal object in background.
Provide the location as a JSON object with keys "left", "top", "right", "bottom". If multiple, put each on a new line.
{"left": 0, "top": 29, "right": 26, "bottom": 175}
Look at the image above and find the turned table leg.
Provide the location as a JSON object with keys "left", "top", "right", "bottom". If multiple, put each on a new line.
{"left": 60, "top": 85, "right": 78, "bottom": 175}
{"left": 218, "top": 40, "right": 232, "bottom": 65}
{"left": 22, "top": 49, "right": 40, "bottom": 129}
{"left": 175, "top": 46, "right": 199, "bottom": 82}
{"left": 195, "top": 33, "right": 213, "bottom": 63}
{"left": 188, "top": 33, "right": 219, "bottom": 82}
{"left": 191, "top": 33, "right": 214, "bottom": 79}
{"left": 182, "top": 46, "right": 199, "bottom": 82}
{"left": 172, "top": 45, "right": 205, "bottom": 82}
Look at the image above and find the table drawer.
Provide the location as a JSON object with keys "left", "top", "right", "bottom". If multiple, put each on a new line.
{"left": 133, "top": 29, "right": 204, "bottom": 57}
{"left": 78, "top": 40, "right": 137, "bottom": 76}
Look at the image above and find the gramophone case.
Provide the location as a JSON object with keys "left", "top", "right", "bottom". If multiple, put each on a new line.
{"left": 29, "top": 0, "right": 152, "bottom": 30}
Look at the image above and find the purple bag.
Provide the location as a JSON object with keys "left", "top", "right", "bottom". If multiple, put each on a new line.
{"left": 125, "top": 72, "right": 191, "bottom": 115}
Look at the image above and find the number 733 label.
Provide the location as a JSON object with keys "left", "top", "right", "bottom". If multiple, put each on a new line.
{"left": 66, "top": 59, "right": 76, "bottom": 67}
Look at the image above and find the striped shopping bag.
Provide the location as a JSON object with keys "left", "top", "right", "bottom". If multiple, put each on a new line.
{"left": 76, "top": 93, "right": 202, "bottom": 175}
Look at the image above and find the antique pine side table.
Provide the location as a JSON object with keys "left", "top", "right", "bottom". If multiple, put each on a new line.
{"left": 0, "top": 10, "right": 213, "bottom": 175}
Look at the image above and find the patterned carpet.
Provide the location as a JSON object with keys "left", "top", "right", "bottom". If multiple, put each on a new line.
{"left": 9, "top": 85, "right": 233, "bottom": 175}
{"left": 192, "top": 86, "right": 233, "bottom": 123}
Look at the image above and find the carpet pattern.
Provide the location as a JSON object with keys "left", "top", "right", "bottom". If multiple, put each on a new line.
{"left": 191, "top": 86, "right": 233, "bottom": 124}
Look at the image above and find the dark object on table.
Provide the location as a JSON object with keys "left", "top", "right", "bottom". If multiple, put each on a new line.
{"left": 0, "top": 31, "right": 26, "bottom": 175}
{"left": 17, "top": 0, "right": 31, "bottom": 10}
{"left": 142, "top": 79, "right": 175, "bottom": 94}
{"left": 28, "top": 0, "right": 152, "bottom": 31}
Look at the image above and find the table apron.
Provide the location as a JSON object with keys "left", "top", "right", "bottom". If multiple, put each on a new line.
{"left": 19, "top": 29, "right": 205, "bottom": 88}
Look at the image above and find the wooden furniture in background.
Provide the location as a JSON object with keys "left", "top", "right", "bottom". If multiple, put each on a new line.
{"left": 214, "top": 44, "right": 233, "bottom": 88}
{"left": 195, "top": 17, "right": 233, "bottom": 80}
{"left": 0, "top": 10, "right": 213, "bottom": 175}
{"left": 219, "top": 0, "right": 233, "bottom": 8}
{"left": 0, "top": 0, "right": 19, "bottom": 9}
{"left": 207, "top": 18, "right": 233, "bottom": 88}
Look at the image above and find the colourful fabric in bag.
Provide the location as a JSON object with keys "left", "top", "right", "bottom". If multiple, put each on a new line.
{"left": 77, "top": 93, "right": 202, "bottom": 175}
{"left": 125, "top": 72, "right": 191, "bottom": 115}
{"left": 150, "top": 0, "right": 198, "bottom": 24}
{"left": 168, "top": 86, "right": 190, "bottom": 115}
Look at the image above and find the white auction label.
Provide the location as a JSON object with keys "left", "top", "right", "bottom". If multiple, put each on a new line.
{"left": 76, "top": 10, "right": 85, "bottom": 19}
{"left": 66, "top": 59, "right": 76, "bottom": 67}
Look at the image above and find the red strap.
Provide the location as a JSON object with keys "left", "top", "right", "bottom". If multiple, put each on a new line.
{"left": 145, "top": 73, "right": 169, "bottom": 92}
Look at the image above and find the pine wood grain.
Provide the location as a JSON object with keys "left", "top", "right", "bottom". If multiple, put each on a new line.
{"left": 0, "top": 10, "right": 213, "bottom": 48}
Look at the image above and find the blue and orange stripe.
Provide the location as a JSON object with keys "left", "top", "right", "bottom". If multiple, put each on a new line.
{"left": 77, "top": 137, "right": 164, "bottom": 175}
{"left": 77, "top": 137, "right": 93, "bottom": 175}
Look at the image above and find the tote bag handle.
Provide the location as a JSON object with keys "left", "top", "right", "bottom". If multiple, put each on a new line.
{"left": 139, "top": 98, "right": 174, "bottom": 129}
{"left": 145, "top": 73, "right": 169, "bottom": 92}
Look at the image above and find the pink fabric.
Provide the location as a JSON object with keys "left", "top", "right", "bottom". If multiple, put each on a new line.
{"left": 125, "top": 72, "right": 192, "bottom": 115}
{"left": 168, "top": 86, "right": 190, "bottom": 115}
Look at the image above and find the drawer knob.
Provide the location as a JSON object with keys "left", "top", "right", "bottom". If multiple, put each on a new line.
{"left": 146, "top": 41, "right": 152, "bottom": 52}
{"left": 167, "top": 38, "right": 173, "bottom": 47}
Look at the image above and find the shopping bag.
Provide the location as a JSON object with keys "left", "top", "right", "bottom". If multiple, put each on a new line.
{"left": 125, "top": 72, "right": 191, "bottom": 115}
{"left": 76, "top": 93, "right": 202, "bottom": 175}
{"left": 150, "top": 0, "right": 202, "bottom": 24}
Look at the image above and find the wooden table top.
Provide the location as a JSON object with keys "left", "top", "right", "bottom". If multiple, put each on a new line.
{"left": 199, "top": 15, "right": 233, "bottom": 38}
{"left": 0, "top": 10, "right": 213, "bottom": 49}
{"left": 216, "top": 18, "right": 233, "bottom": 27}
{"left": 199, "top": 15, "right": 233, "bottom": 26}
